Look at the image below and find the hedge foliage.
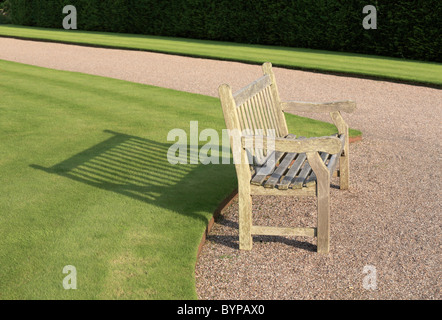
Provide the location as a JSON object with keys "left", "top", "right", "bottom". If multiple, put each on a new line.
{"left": 8, "top": 0, "right": 442, "bottom": 62}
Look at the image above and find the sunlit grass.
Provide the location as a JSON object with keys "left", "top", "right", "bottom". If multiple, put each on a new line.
{"left": 0, "top": 24, "right": 440, "bottom": 86}
{"left": 0, "top": 59, "right": 360, "bottom": 299}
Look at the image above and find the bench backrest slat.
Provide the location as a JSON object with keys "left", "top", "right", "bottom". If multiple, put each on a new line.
{"left": 219, "top": 62, "right": 289, "bottom": 167}
{"left": 229, "top": 64, "right": 287, "bottom": 138}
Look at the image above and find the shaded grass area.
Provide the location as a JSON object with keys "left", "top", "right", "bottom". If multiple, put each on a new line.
{"left": 0, "top": 59, "right": 359, "bottom": 299}
{"left": 0, "top": 25, "right": 441, "bottom": 86}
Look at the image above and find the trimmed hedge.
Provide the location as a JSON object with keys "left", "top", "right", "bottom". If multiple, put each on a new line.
{"left": 8, "top": 0, "right": 442, "bottom": 62}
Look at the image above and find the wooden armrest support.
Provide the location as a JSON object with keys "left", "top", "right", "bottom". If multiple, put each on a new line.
{"left": 241, "top": 135, "right": 342, "bottom": 155}
{"left": 281, "top": 100, "right": 356, "bottom": 114}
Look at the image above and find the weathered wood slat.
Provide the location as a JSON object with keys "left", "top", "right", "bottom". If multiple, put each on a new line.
{"left": 256, "top": 91, "right": 272, "bottom": 136}
{"left": 338, "top": 133, "right": 346, "bottom": 149}
{"left": 245, "top": 100, "right": 258, "bottom": 132}
{"left": 251, "top": 133, "right": 296, "bottom": 185}
{"left": 327, "top": 153, "right": 339, "bottom": 178}
{"left": 262, "top": 62, "right": 288, "bottom": 137}
{"left": 281, "top": 100, "right": 357, "bottom": 114}
{"left": 251, "top": 225, "right": 317, "bottom": 237}
{"left": 233, "top": 75, "right": 272, "bottom": 107}
{"left": 251, "top": 95, "right": 268, "bottom": 161}
{"left": 263, "top": 90, "right": 279, "bottom": 138}
{"left": 253, "top": 150, "right": 270, "bottom": 167}
{"left": 239, "top": 105, "right": 255, "bottom": 162}
{"left": 325, "top": 134, "right": 343, "bottom": 177}
{"left": 260, "top": 133, "right": 297, "bottom": 188}
{"left": 278, "top": 153, "right": 307, "bottom": 190}
{"left": 262, "top": 85, "right": 282, "bottom": 137}
{"left": 332, "top": 133, "right": 345, "bottom": 153}
{"left": 250, "top": 184, "right": 315, "bottom": 196}
{"left": 260, "top": 87, "right": 275, "bottom": 129}
{"left": 252, "top": 95, "right": 267, "bottom": 134}
{"left": 251, "top": 151, "right": 284, "bottom": 185}
{"left": 264, "top": 152, "right": 297, "bottom": 188}
{"left": 291, "top": 158, "right": 312, "bottom": 189}
{"left": 238, "top": 104, "right": 252, "bottom": 134}
{"left": 241, "top": 135, "right": 343, "bottom": 155}
{"left": 236, "top": 105, "right": 246, "bottom": 131}
{"left": 247, "top": 96, "right": 260, "bottom": 132}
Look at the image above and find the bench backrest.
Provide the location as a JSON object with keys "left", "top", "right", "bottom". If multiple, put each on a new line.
{"left": 219, "top": 62, "right": 288, "bottom": 139}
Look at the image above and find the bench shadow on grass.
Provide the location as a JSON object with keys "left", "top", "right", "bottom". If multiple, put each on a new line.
{"left": 30, "top": 130, "right": 234, "bottom": 224}
{"left": 29, "top": 129, "right": 319, "bottom": 251}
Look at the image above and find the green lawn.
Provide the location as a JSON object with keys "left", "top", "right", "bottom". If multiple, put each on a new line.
{"left": 0, "top": 59, "right": 359, "bottom": 299}
{"left": 0, "top": 25, "right": 441, "bottom": 86}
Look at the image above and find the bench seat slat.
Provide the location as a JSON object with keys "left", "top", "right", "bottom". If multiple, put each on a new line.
{"left": 291, "top": 158, "right": 312, "bottom": 189}
{"left": 251, "top": 151, "right": 284, "bottom": 185}
{"left": 277, "top": 153, "right": 307, "bottom": 190}
{"left": 251, "top": 134, "right": 296, "bottom": 186}
{"left": 326, "top": 153, "right": 339, "bottom": 177}
{"left": 264, "top": 152, "right": 298, "bottom": 188}
{"left": 252, "top": 133, "right": 345, "bottom": 190}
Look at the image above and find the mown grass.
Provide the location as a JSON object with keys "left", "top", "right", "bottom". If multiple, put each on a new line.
{"left": 0, "top": 25, "right": 441, "bottom": 86}
{"left": 0, "top": 59, "right": 360, "bottom": 299}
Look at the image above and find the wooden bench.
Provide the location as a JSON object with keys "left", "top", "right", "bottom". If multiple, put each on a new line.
{"left": 218, "top": 62, "right": 356, "bottom": 254}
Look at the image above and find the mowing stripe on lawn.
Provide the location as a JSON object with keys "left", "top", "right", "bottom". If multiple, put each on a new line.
{"left": 0, "top": 25, "right": 441, "bottom": 86}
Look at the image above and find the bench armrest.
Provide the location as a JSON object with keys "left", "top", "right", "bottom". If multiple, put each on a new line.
{"left": 281, "top": 100, "right": 356, "bottom": 114}
{"left": 241, "top": 135, "right": 342, "bottom": 155}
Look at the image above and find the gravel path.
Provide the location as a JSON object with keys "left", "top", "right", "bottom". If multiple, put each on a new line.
{"left": 1, "top": 37, "right": 440, "bottom": 299}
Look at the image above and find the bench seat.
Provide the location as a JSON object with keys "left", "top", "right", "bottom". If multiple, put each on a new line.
{"left": 251, "top": 134, "right": 345, "bottom": 190}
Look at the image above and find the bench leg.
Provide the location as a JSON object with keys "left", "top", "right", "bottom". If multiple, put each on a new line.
{"left": 316, "top": 181, "right": 330, "bottom": 254}
{"left": 339, "top": 134, "right": 350, "bottom": 190}
{"left": 307, "top": 152, "right": 330, "bottom": 254}
{"left": 238, "top": 190, "right": 253, "bottom": 250}
{"left": 330, "top": 111, "right": 350, "bottom": 190}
